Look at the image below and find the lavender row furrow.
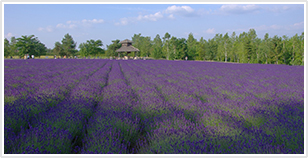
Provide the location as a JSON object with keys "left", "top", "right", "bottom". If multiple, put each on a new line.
{"left": 4, "top": 60, "right": 111, "bottom": 153}
{"left": 81, "top": 61, "right": 141, "bottom": 154}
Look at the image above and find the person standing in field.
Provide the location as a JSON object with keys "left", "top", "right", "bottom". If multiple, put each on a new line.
{"left": 185, "top": 56, "right": 188, "bottom": 61}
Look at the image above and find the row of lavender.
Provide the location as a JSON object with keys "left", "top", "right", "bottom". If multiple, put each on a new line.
{"left": 124, "top": 60, "right": 303, "bottom": 154}
{"left": 5, "top": 59, "right": 110, "bottom": 153}
{"left": 4, "top": 59, "right": 304, "bottom": 154}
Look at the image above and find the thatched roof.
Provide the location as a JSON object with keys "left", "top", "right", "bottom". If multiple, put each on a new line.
{"left": 116, "top": 45, "right": 140, "bottom": 52}
{"left": 120, "top": 39, "right": 133, "bottom": 44}
{"left": 116, "top": 39, "right": 140, "bottom": 52}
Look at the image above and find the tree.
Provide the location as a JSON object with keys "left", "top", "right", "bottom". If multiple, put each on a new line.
{"left": 270, "top": 35, "right": 283, "bottom": 64}
{"left": 282, "top": 35, "right": 290, "bottom": 65}
{"left": 4, "top": 38, "right": 11, "bottom": 58}
{"left": 207, "top": 38, "right": 218, "bottom": 61}
{"left": 16, "top": 35, "right": 46, "bottom": 58}
{"left": 132, "top": 34, "right": 151, "bottom": 57}
{"left": 78, "top": 43, "right": 90, "bottom": 57}
{"left": 262, "top": 33, "right": 270, "bottom": 64}
{"left": 244, "top": 29, "right": 257, "bottom": 63}
{"left": 132, "top": 33, "right": 142, "bottom": 57}
{"left": 175, "top": 38, "right": 187, "bottom": 60}
{"left": 35, "top": 42, "right": 47, "bottom": 57}
{"left": 142, "top": 36, "right": 152, "bottom": 57}
{"left": 89, "top": 39, "right": 104, "bottom": 57}
{"left": 187, "top": 33, "right": 197, "bottom": 60}
{"left": 106, "top": 39, "right": 121, "bottom": 58}
{"left": 61, "top": 33, "right": 77, "bottom": 57}
{"left": 223, "top": 33, "right": 230, "bottom": 62}
{"left": 10, "top": 37, "right": 18, "bottom": 56}
{"left": 196, "top": 37, "right": 207, "bottom": 60}
{"left": 254, "top": 38, "right": 261, "bottom": 64}
{"left": 79, "top": 39, "right": 104, "bottom": 58}
{"left": 169, "top": 36, "right": 178, "bottom": 60}
{"left": 299, "top": 32, "right": 304, "bottom": 65}
{"left": 152, "top": 34, "right": 163, "bottom": 59}
{"left": 229, "top": 32, "right": 237, "bottom": 62}
{"left": 163, "top": 32, "right": 171, "bottom": 60}
{"left": 214, "top": 33, "right": 226, "bottom": 61}
{"left": 53, "top": 42, "right": 64, "bottom": 57}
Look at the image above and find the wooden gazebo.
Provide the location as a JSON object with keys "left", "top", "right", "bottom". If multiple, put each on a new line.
{"left": 115, "top": 39, "right": 140, "bottom": 59}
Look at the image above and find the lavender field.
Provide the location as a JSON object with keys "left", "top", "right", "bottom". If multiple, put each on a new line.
{"left": 4, "top": 59, "right": 304, "bottom": 154}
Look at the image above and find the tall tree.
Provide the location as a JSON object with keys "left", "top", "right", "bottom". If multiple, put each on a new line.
{"left": 132, "top": 33, "right": 142, "bottom": 57}
{"left": 282, "top": 35, "right": 290, "bottom": 65}
{"left": 254, "top": 38, "right": 262, "bottom": 63}
{"left": 229, "top": 32, "right": 237, "bottom": 62}
{"left": 169, "top": 36, "right": 178, "bottom": 60}
{"left": 187, "top": 33, "right": 197, "bottom": 60}
{"left": 163, "top": 32, "right": 171, "bottom": 60}
{"left": 10, "top": 37, "right": 18, "bottom": 56}
{"left": 215, "top": 34, "right": 224, "bottom": 61}
{"left": 53, "top": 42, "right": 64, "bottom": 57}
{"left": 290, "top": 34, "right": 299, "bottom": 65}
{"left": 299, "top": 32, "right": 304, "bottom": 65}
{"left": 61, "top": 33, "right": 77, "bottom": 57}
{"left": 196, "top": 37, "right": 207, "bottom": 60}
{"left": 207, "top": 38, "right": 218, "bottom": 61}
{"left": 270, "top": 35, "right": 283, "bottom": 64}
{"left": 78, "top": 43, "right": 90, "bottom": 57}
{"left": 175, "top": 38, "right": 187, "bottom": 60}
{"left": 244, "top": 29, "right": 257, "bottom": 63}
{"left": 16, "top": 35, "right": 46, "bottom": 58}
{"left": 79, "top": 39, "right": 104, "bottom": 57}
{"left": 262, "top": 33, "right": 270, "bottom": 64}
{"left": 152, "top": 34, "right": 163, "bottom": 59}
{"left": 106, "top": 39, "right": 121, "bottom": 57}
{"left": 223, "top": 33, "right": 230, "bottom": 62}
{"left": 4, "top": 38, "right": 11, "bottom": 58}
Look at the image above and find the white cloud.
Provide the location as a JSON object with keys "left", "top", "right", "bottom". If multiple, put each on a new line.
{"left": 219, "top": 4, "right": 260, "bottom": 14}
{"left": 255, "top": 24, "right": 282, "bottom": 31}
{"left": 38, "top": 26, "right": 53, "bottom": 32}
{"left": 228, "top": 22, "right": 303, "bottom": 33}
{"left": 165, "top": 5, "right": 198, "bottom": 17}
{"left": 137, "top": 12, "right": 163, "bottom": 21}
{"left": 120, "top": 18, "right": 129, "bottom": 25}
{"left": 204, "top": 28, "right": 215, "bottom": 34}
{"left": 115, "top": 5, "right": 205, "bottom": 25}
{"left": 269, "top": 24, "right": 281, "bottom": 30}
{"left": 165, "top": 5, "right": 194, "bottom": 14}
{"left": 46, "top": 26, "right": 53, "bottom": 32}
{"left": 115, "top": 12, "right": 163, "bottom": 25}
{"left": 4, "top": 32, "right": 15, "bottom": 38}
{"left": 38, "top": 27, "right": 44, "bottom": 31}
{"left": 168, "top": 14, "right": 175, "bottom": 19}
{"left": 264, "top": 5, "right": 292, "bottom": 13}
{"left": 293, "top": 21, "right": 304, "bottom": 28}
{"left": 82, "top": 19, "right": 104, "bottom": 24}
{"left": 254, "top": 25, "right": 267, "bottom": 31}
{"left": 54, "top": 19, "right": 104, "bottom": 29}
{"left": 219, "top": 4, "right": 298, "bottom": 15}
{"left": 56, "top": 23, "right": 65, "bottom": 28}
{"left": 57, "top": 23, "right": 77, "bottom": 29}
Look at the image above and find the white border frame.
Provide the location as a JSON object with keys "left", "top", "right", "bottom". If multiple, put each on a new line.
{"left": 1, "top": 1, "right": 306, "bottom": 158}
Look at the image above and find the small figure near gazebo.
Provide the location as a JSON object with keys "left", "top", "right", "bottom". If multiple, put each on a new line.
{"left": 115, "top": 39, "right": 140, "bottom": 60}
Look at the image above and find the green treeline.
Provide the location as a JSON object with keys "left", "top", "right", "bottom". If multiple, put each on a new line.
{"left": 105, "top": 29, "right": 304, "bottom": 66}
{"left": 4, "top": 29, "right": 304, "bottom": 65}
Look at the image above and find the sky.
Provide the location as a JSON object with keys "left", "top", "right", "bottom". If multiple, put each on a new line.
{"left": 4, "top": 3, "right": 305, "bottom": 50}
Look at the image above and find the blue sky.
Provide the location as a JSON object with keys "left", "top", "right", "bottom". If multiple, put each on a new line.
{"left": 4, "top": 3, "right": 304, "bottom": 49}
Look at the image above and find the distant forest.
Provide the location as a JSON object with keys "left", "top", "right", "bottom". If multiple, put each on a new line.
{"left": 4, "top": 29, "right": 304, "bottom": 66}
